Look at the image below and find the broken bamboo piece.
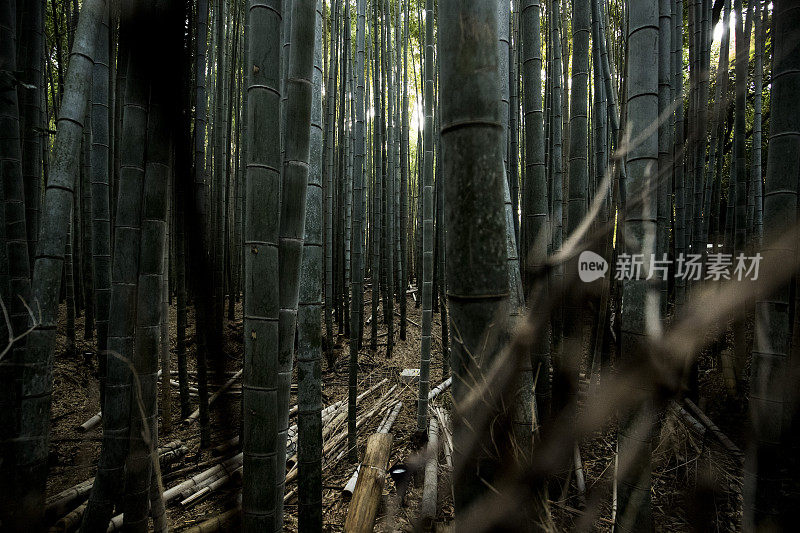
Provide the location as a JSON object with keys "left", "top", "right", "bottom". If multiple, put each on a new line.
{"left": 431, "top": 406, "right": 453, "bottom": 469}
{"left": 78, "top": 411, "right": 102, "bottom": 432}
{"left": 574, "top": 443, "right": 586, "bottom": 502}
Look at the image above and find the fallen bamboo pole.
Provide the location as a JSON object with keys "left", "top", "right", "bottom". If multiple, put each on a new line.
{"left": 183, "top": 482, "right": 295, "bottom": 533}
{"left": 343, "top": 402, "right": 404, "bottom": 497}
{"left": 182, "top": 508, "right": 240, "bottom": 533}
{"left": 50, "top": 501, "right": 87, "bottom": 532}
{"left": 46, "top": 442, "right": 185, "bottom": 525}
{"left": 180, "top": 467, "right": 242, "bottom": 508}
{"left": 394, "top": 310, "right": 421, "bottom": 328}
{"left": 164, "top": 453, "right": 243, "bottom": 502}
{"left": 45, "top": 478, "right": 94, "bottom": 525}
{"left": 420, "top": 416, "right": 439, "bottom": 527}
{"left": 343, "top": 432, "right": 394, "bottom": 533}
{"left": 427, "top": 377, "right": 452, "bottom": 401}
{"left": 683, "top": 398, "right": 743, "bottom": 460}
{"left": 670, "top": 401, "right": 706, "bottom": 435}
{"left": 184, "top": 369, "right": 243, "bottom": 424}
{"left": 378, "top": 401, "right": 403, "bottom": 434}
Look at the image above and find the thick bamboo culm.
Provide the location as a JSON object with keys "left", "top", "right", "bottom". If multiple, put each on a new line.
{"left": 343, "top": 432, "right": 393, "bottom": 533}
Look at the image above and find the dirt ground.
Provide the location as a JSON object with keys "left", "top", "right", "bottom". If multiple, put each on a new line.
{"left": 47, "top": 290, "right": 744, "bottom": 531}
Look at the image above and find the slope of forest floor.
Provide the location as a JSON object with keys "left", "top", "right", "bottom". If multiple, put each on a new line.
{"left": 48, "top": 293, "right": 745, "bottom": 531}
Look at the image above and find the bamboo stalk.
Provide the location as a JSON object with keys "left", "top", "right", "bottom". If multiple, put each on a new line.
{"left": 164, "top": 453, "right": 243, "bottom": 502}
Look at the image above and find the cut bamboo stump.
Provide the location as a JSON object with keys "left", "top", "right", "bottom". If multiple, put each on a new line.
{"left": 344, "top": 432, "right": 393, "bottom": 533}
{"left": 420, "top": 416, "right": 439, "bottom": 528}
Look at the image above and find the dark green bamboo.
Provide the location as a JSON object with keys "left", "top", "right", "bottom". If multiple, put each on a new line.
{"left": 520, "top": 0, "right": 548, "bottom": 443}
{"left": 241, "top": 0, "right": 282, "bottom": 529}
{"left": 383, "top": 0, "right": 395, "bottom": 359}
{"left": 752, "top": 0, "right": 765, "bottom": 245}
{"left": 746, "top": 1, "right": 800, "bottom": 528}
{"left": 399, "top": 0, "right": 409, "bottom": 342}
{"left": 416, "top": 0, "right": 434, "bottom": 435}
{"left": 439, "top": 0, "right": 510, "bottom": 513}
{"left": 81, "top": 3, "right": 151, "bottom": 529}
{"left": 122, "top": 46, "right": 174, "bottom": 529}
{"left": 297, "top": 1, "right": 324, "bottom": 527}
{"left": 509, "top": 7, "right": 520, "bottom": 255}
{"left": 18, "top": 0, "right": 44, "bottom": 269}
{"left": 193, "top": 0, "right": 212, "bottom": 449}
{"left": 81, "top": 115, "right": 94, "bottom": 341}
{"left": 617, "top": 0, "right": 659, "bottom": 529}
{"left": 370, "top": 0, "right": 381, "bottom": 351}
{"left": 4, "top": 1, "right": 105, "bottom": 528}
{"left": 731, "top": 0, "right": 753, "bottom": 394}
{"left": 548, "top": 0, "right": 564, "bottom": 360}
{"left": 324, "top": 0, "right": 339, "bottom": 358}
{"left": 657, "top": 0, "right": 671, "bottom": 316}
{"left": 274, "top": 0, "right": 317, "bottom": 525}
{"left": 348, "top": 0, "right": 367, "bottom": 464}
{"left": 557, "top": 0, "right": 590, "bottom": 422}
{"left": 65, "top": 206, "right": 76, "bottom": 358}
{"left": 673, "top": 0, "right": 686, "bottom": 307}
{"left": 0, "top": 1, "right": 36, "bottom": 524}
{"left": 175, "top": 169, "right": 189, "bottom": 419}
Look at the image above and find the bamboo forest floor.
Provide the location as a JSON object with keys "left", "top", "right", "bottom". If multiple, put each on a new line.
{"left": 47, "top": 293, "right": 747, "bottom": 531}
